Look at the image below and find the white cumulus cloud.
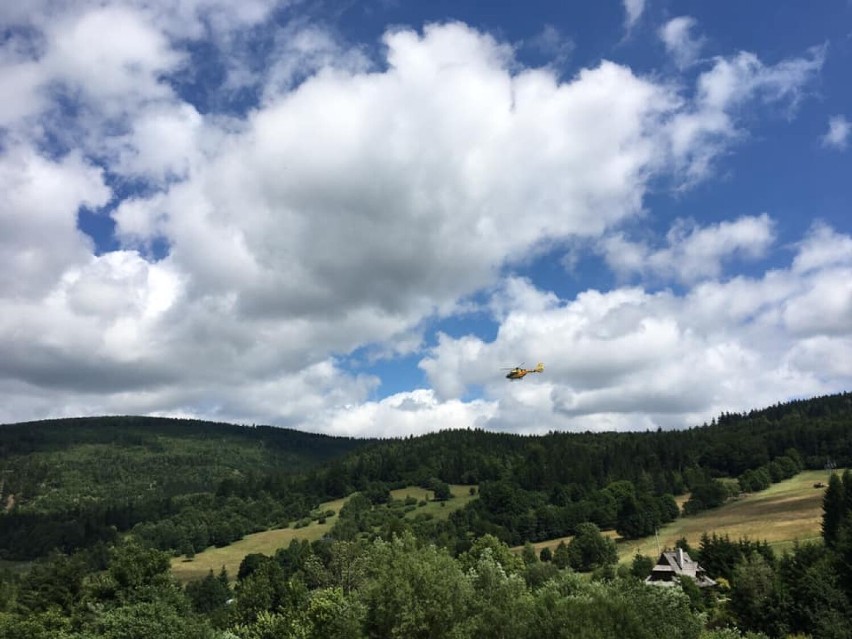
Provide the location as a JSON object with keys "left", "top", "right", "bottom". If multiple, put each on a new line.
{"left": 0, "top": 4, "right": 838, "bottom": 436}
{"left": 666, "top": 47, "right": 824, "bottom": 182}
{"left": 601, "top": 214, "right": 776, "bottom": 283}
{"left": 822, "top": 115, "right": 850, "bottom": 150}
{"left": 419, "top": 224, "right": 852, "bottom": 433}
{"left": 659, "top": 16, "right": 706, "bottom": 69}
{"left": 623, "top": 0, "right": 646, "bottom": 31}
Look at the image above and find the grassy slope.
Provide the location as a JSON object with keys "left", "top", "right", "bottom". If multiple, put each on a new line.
{"left": 520, "top": 469, "right": 836, "bottom": 562}
{"left": 176, "top": 469, "right": 836, "bottom": 581}
{"left": 171, "top": 484, "right": 477, "bottom": 582}
{"left": 177, "top": 469, "right": 832, "bottom": 581}
{"left": 387, "top": 485, "right": 478, "bottom": 521}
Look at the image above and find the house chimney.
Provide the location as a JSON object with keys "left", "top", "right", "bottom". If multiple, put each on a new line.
{"left": 677, "top": 547, "right": 684, "bottom": 568}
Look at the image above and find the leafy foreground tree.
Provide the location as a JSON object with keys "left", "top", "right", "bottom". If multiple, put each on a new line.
{"left": 220, "top": 531, "right": 708, "bottom": 639}
{"left": 0, "top": 541, "right": 218, "bottom": 639}
{"left": 567, "top": 522, "right": 618, "bottom": 572}
{"left": 359, "top": 533, "right": 475, "bottom": 638}
{"left": 11, "top": 530, "right": 845, "bottom": 639}
{"left": 700, "top": 630, "right": 769, "bottom": 639}
{"left": 530, "top": 574, "right": 702, "bottom": 639}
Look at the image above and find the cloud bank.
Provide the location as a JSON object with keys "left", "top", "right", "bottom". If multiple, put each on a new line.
{"left": 0, "top": 2, "right": 846, "bottom": 437}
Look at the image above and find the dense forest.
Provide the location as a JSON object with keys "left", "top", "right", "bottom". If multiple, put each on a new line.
{"left": 1, "top": 392, "right": 852, "bottom": 637}
{"left": 303, "top": 392, "right": 852, "bottom": 550}
{"left": 0, "top": 416, "right": 370, "bottom": 559}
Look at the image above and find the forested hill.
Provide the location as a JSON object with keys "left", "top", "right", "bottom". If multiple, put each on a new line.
{"left": 302, "top": 391, "right": 852, "bottom": 550}
{"left": 0, "top": 416, "right": 375, "bottom": 559}
{"left": 0, "top": 392, "right": 850, "bottom": 560}
{"left": 0, "top": 414, "right": 369, "bottom": 460}
{"left": 0, "top": 415, "right": 372, "bottom": 505}
{"left": 2, "top": 396, "right": 850, "bottom": 639}
{"left": 318, "top": 391, "right": 852, "bottom": 496}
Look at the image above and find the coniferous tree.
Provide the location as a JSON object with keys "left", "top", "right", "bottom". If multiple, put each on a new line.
{"left": 185, "top": 569, "right": 231, "bottom": 614}
{"left": 729, "top": 553, "right": 784, "bottom": 637}
{"left": 823, "top": 473, "right": 846, "bottom": 549}
{"left": 843, "top": 470, "right": 852, "bottom": 519}
{"left": 521, "top": 541, "right": 539, "bottom": 566}
{"left": 552, "top": 540, "right": 571, "bottom": 569}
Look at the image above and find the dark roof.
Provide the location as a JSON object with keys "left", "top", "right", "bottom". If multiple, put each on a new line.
{"left": 645, "top": 548, "right": 716, "bottom": 588}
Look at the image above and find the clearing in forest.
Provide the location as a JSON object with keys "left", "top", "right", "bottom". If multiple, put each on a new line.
{"left": 520, "top": 469, "right": 836, "bottom": 562}
{"left": 171, "top": 484, "right": 476, "bottom": 582}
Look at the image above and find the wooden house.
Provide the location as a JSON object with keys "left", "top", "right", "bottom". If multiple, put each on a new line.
{"left": 645, "top": 548, "right": 716, "bottom": 588}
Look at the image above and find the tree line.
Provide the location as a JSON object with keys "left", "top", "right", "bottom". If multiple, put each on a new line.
{"left": 2, "top": 393, "right": 851, "bottom": 560}
{"left": 2, "top": 474, "right": 851, "bottom": 639}
{"left": 1, "top": 392, "right": 852, "bottom": 636}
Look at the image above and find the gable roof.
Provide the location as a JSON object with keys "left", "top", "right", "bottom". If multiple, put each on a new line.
{"left": 645, "top": 548, "right": 717, "bottom": 588}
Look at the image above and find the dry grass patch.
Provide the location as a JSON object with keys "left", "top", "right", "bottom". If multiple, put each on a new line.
{"left": 515, "top": 470, "right": 837, "bottom": 562}
{"left": 614, "top": 469, "right": 834, "bottom": 562}
{"left": 171, "top": 518, "right": 335, "bottom": 583}
{"left": 171, "top": 484, "right": 477, "bottom": 583}
{"left": 394, "top": 484, "right": 478, "bottom": 521}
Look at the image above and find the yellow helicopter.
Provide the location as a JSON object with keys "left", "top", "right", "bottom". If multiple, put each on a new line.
{"left": 503, "top": 362, "right": 544, "bottom": 380}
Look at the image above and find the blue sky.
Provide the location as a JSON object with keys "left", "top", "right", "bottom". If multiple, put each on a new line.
{"left": 1, "top": 0, "right": 850, "bottom": 437}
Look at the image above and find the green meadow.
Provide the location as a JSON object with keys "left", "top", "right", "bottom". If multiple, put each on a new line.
{"left": 174, "top": 470, "right": 835, "bottom": 582}
{"left": 519, "top": 469, "right": 835, "bottom": 562}
{"left": 386, "top": 484, "right": 478, "bottom": 520}
{"left": 171, "top": 484, "right": 476, "bottom": 582}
